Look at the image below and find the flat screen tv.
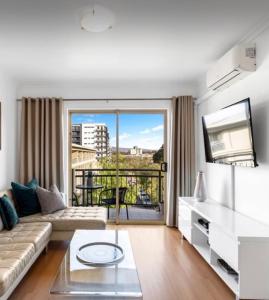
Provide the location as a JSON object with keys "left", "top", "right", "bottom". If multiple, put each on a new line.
{"left": 202, "top": 98, "right": 258, "bottom": 167}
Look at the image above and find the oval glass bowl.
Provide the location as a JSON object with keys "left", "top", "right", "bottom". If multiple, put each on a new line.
{"left": 76, "top": 242, "right": 125, "bottom": 267}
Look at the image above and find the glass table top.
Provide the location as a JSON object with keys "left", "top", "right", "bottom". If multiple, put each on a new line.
{"left": 50, "top": 230, "right": 143, "bottom": 299}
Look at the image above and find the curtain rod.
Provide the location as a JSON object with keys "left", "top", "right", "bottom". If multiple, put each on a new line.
{"left": 16, "top": 97, "right": 173, "bottom": 102}
{"left": 16, "top": 97, "right": 196, "bottom": 102}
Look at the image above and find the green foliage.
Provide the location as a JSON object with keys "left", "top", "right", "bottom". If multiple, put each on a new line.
{"left": 99, "top": 153, "right": 159, "bottom": 169}
{"left": 91, "top": 153, "right": 163, "bottom": 205}
{"left": 153, "top": 144, "right": 164, "bottom": 163}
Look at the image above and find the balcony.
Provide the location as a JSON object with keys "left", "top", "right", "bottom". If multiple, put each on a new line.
{"left": 72, "top": 168, "right": 164, "bottom": 221}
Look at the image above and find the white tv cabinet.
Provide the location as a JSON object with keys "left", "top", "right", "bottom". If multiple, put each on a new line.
{"left": 178, "top": 197, "right": 269, "bottom": 300}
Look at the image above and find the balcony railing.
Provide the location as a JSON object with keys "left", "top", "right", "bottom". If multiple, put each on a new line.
{"left": 72, "top": 168, "right": 164, "bottom": 208}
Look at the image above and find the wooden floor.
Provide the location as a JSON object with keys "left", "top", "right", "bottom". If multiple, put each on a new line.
{"left": 10, "top": 225, "right": 235, "bottom": 300}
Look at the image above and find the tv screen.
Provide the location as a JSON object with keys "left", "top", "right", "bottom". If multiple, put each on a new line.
{"left": 202, "top": 98, "right": 258, "bottom": 167}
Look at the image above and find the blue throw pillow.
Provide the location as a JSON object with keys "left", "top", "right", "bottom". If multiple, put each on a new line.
{"left": 0, "top": 195, "right": 19, "bottom": 230}
{"left": 25, "top": 178, "right": 38, "bottom": 189}
{"left": 11, "top": 179, "right": 41, "bottom": 217}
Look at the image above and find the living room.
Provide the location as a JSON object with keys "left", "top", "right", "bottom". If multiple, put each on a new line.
{"left": 1, "top": 0, "right": 269, "bottom": 300}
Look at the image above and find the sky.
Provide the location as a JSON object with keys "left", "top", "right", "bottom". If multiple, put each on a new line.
{"left": 72, "top": 113, "right": 164, "bottom": 150}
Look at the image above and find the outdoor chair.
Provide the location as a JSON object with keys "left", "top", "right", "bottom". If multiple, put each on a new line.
{"left": 72, "top": 192, "right": 83, "bottom": 206}
{"left": 99, "top": 187, "right": 129, "bottom": 219}
{"left": 72, "top": 192, "right": 79, "bottom": 206}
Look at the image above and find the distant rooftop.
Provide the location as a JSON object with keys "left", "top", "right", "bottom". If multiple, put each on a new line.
{"left": 72, "top": 143, "right": 96, "bottom": 152}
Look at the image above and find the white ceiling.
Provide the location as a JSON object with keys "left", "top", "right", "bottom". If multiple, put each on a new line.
{"left": 0, "top": 0, "right": 269, "bottom": 86}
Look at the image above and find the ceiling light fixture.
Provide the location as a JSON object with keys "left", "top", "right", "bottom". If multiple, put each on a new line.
{"left": 80, "top": 5, "right": 115, "bottom": 33}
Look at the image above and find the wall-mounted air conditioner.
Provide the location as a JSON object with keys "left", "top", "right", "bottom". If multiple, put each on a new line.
{"left": 206, "top": 44, "right": 256, "bottom": 91}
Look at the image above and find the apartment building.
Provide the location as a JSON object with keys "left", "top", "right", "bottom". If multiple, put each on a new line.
{"left": 71, "top": 144, "right": 98, "bottom": 169}
{"left": 72, "top": 123, "right": 110, "bottom": 159}
{"left": 130, "top": 146, "right": 143, "bottom": 156}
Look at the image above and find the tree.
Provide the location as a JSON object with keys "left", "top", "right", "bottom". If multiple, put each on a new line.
{"left": 96, "top": 153, "right": 161, "bottom": 204}
{"left": 153, "top": 144, "right": 164, "bottom": 163}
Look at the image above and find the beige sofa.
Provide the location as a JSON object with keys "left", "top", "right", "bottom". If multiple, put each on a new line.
{"left": 0, "top": 189, "right": 107, "bottom": 300}
{"left": 20, "top": 206, "right": 106, "bottom": 240}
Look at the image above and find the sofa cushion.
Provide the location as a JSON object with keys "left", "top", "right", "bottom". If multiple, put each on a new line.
{"left": 0, "top": 222, "right": 52, "bottom": 252}
{"left": 0, "top": 243, "right": 35, "bottom": 297}
{"left": 0, "top": 195, "right": 19, "bottom": 230}
{"left": 20, "top": 206, "right": 107, "bottom": 231}
{"left": 37, "top": 185, "right": 66, "bottom": 214}
{"left": 11, "top": 179, "right": 40, "bottom": 217}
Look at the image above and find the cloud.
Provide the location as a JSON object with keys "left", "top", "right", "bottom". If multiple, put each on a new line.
{"left": 119, "top": 133, "right": 131, "bottom": 140}
{"left": 111, "top": 132, "right": 131, "bottom": 143}
{"left": 152, "top": 124, "right": 164, "bottom": 132}
{"left": 140, "top": 129, "right": 151, "bottom": 134}
{"left": 113, "top": 134, "right": 163, "bottom": 150}
{"left": 140, "top": 124, "right": 164, "bottom": 134}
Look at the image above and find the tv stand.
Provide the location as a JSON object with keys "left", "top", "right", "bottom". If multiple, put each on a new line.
{"left": 178, "top": 197, "right": 269, "bottom": 300}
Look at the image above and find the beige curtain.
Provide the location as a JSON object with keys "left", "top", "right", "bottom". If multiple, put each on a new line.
{"left": 167, "top": 96, "right": 195, "bottom": 226}
{"left": 19, "top": 97, "right": 64, "bottom": 190}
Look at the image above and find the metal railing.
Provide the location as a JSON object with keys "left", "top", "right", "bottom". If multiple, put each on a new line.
{"left": 72, "top": 168, "right": 164, "bottom": 207}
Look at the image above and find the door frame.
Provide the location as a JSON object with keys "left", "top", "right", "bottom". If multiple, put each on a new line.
{"left": 68, "top": 109, "right": 167, "bottom": 225}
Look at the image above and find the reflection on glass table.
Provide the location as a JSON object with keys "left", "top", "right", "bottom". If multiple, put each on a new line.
{"left": 50, "top": 230, "right": 142, "bottom": 300}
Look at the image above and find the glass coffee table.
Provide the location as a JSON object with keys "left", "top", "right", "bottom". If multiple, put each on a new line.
{"left": 50, "top": 230, "right": 143, "bottom": 299}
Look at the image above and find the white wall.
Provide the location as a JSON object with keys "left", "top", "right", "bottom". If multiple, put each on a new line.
{"left": 0, "top": 74, "right": 17, "bottom": 189}
{"left": 17, "top": 80, "right": 196, "bottom": 99}
{"left": 197, "top": 26, "right": 269, "bottom": 224}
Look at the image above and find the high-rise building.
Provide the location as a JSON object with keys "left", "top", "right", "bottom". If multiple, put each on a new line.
{"left": 72, "top": 125, "right": 82, "bottom": 145}
{"left": 72, "top": 123, "right": 110, "bottom": 159}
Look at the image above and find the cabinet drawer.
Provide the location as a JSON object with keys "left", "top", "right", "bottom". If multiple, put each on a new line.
{"left": 178, "top": 203, "right": 192, "bottom": 242}
{"left": 209, "top": 224, "right": 239, "bottom": 271}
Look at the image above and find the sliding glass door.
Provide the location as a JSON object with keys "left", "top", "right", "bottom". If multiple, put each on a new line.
{"left": 70, "top": 110, "right": 166, "bottom": 224}
{"left": 117, "top": 112, "right": 166, "bottom": 222}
